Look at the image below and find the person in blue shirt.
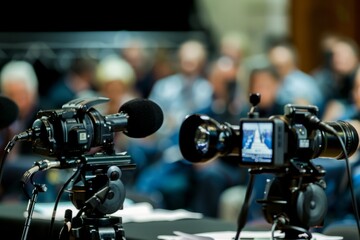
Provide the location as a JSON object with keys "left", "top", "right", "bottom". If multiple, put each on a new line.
{"left": 267, "top": 41, "right": 325, "bottom": 114}
{"left": 130, "top": 39, "right": 214, "bottom": 211}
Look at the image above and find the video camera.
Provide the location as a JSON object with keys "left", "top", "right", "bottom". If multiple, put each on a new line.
{"left": 16, "top": 97, "right": 163, "bottom": 160}
{"left": 9, "top": 97, "right": 164, "bottom": 240}
{"left": 179, "top": 101, "right": 359, "bottom": 169}
{"left": 179, "top": 94, "right": 360, "bottom": 238}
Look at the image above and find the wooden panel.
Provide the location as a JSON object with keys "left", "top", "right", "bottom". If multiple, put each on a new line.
{"left": 290, "top": 0, "right": 360, "bottom": 73}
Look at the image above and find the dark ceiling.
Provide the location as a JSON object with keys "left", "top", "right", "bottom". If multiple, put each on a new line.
{"left": 0, "top": 2, "right": 203, "bottom": 32}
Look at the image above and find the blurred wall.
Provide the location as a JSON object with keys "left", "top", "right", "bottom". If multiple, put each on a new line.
{"left": 197, "top": 0, "right": 360, "bottom": 73}
{"left": 197, "top": 0, "right": 289, "bottom": 56}
{"left": 290, "top": 0, "right": 360, "bottom": 73}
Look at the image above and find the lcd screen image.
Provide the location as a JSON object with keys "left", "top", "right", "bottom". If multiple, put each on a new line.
{"left": 241, "top": 122, "right": 273, "bottom": 163}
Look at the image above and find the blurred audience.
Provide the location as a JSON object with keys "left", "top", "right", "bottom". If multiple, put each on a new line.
{"left": 331, "top": 37, "right": 360, "bottom": 99}
{"left": 218, "top": 65, "right": 283, "bottom": 223}
{"left": 148, "top": 39, "right": 212, "bottom": 140}
{"left": 246, "top": 65, "right": 283, "bottom": 117}
{"left": 321, "top": 37, "right": 360, "bottom": 121}
{"left": 191, "top": 32, "right": 252, "bottom": 218}
{"left": 0, "top": 60, "right": 54, "bottom": 202}
{"left": 95, "top": 54, "right": 139, "bottom": 115}
{"left": 131, "top": 39, "right": 215, "bottom": 212}
{"left": 94, "top": 54, "right": 146, "bottom": 188}
{"left": 311, "top": 33, "right": 340, "bottom": 106}
{"left": 348, "top": 66, "right": 360, "bottom": 120}
{"left": 150, "top": 46, "right": 176, "bottom": 82}
{"left": 313, "top": 65, "right": 360, "bottom": 225}
{"left": 267, "top": 41, "right": 325, "bottom": 113}
{"left": 120, "top": 39, "right": 158, "bottom": 99}
{"left": 205, "top": 31, "right": 250, "bottom": 124}
{"left": 94, "top": 54, "right": 139, "bottom": 157}
{"left": 0, "top": 33, "right": 359, "bottom": 226}
{"left": 206, "top": 55, "right": 242, "bottom": 123}
{"left": 0, "top": 60, "right": 40, "bottom": 157}
{"left": 46, "top": 56, "right": 98, "bottom": 109}
{"left": 197, "top": 34, "right": 249, "bottom": 122}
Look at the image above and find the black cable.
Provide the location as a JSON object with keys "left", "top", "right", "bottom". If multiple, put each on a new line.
{"left": 271, "top": 219, "right": 279, "bottom": 240}
{"left": 271, "top": 213, "right": 313, "bottom": 240}
{"left": 314, "top": 120, "right": 360, "bottom": 238}
{"left": 48, "top": 164, "right": 82, "bottom": 239}
{"left": 233, "top": 173, "right": 255, "bottom": 240}
{"left": 281, "top": 224, "right": 312, "bottom": 239}
{"left": 0, "top": 137, "right": 17, "bottom": 185}
{"left": 334, "top": 133, "right": 360, "bottom": 238}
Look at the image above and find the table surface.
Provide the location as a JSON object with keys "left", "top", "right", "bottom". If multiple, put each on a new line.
{"left": 0, "top": 202, "right": 240, "bottom": 240}
{"left": 0, "top": 202, "right": 350, "bottom": 240}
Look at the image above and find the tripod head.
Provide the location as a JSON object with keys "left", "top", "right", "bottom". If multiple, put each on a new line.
{"left": 64, "top": 152, "right": 135, "bottom": 240}
{"left": 255, "top": 159, "right": 328, "bottom": 239}
{"left": 67, "top": 153, "right": 135, "bottom": 216}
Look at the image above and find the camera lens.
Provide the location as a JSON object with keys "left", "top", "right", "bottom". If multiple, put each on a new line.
{"left": 179, "top": 114, "right": 238, "bottom": 163}
{"left": 194, "top": 124, "right": 211, "bottom": 155}
{"left": 319, "top": 120, "right": 359, "bottom": 159}
{"left": 179, "top": 114, "right": 219, "bottom": 163}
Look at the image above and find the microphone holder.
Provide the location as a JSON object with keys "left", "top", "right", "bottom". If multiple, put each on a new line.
{"left": 21, "top": 160, "right": 49, "bottom": 240}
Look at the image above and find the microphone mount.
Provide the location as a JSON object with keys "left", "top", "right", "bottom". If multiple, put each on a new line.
{"left": 20, "top": 152, "right": 136, "bottom": 240}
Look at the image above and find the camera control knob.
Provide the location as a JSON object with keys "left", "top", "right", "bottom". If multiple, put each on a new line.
{"left": 249, "top": 93, "right": 261, "bottom": 107}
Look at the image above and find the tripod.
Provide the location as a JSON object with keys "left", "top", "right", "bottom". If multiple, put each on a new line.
{"left": 234, "top": 159, "right": 328, "bottom": 240}
{"left": 258, "top": 159, "right": 328, "bottom": 239}
{"left": 59, "top": 153, "right": 135, "bottom": 240}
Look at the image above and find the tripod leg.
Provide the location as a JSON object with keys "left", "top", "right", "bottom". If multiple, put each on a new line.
{"left": 22, "top": 188, "right": 40, "bottom": 240}
{"left": 59, "top": 209, "right": 72, "bottom": 240}
{"left": 59, "top": 223, "right": 70, "bottom": 240}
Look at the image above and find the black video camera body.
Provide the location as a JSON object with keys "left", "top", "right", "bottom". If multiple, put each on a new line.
{"left": 30, "top": 97, "right": 115, "bottom": 159}
{"left": 179, "top": 103, "right": 359, "bottom": 169}
{"left": 239, "top": 104, "right": 359, "bottom": 168}
{"left": 17, "top": 96, "right": 163, "bottom": 161}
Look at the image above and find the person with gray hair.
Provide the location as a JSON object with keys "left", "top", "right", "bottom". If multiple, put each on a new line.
{"left": 0, "top": 60, "right": 40, "bottom": 156}
{"left": 0, "top": 60, "right": 53, "bottom": 203}
{"left": 95, "top": 54, "right": 139, "bottom": 115}
{"left": 0, "top": 60, "right": 39, "bottom": 124}
{"left": 94, "top": 54, "right": 140, "bottom": 156}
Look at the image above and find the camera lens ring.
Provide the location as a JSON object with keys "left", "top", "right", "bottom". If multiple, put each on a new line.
{"left": 324, "top": 120, "right": 359, "bottom": 159}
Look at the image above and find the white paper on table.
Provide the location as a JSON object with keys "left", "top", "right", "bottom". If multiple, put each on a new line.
{"left": 116, "top": 208, "right": 203, "bottom": 223}
{"left": 157, "top": 231, "right": 343, "bottom": 240}
{"left": 26, "top": 200, "right": 203, "bottom": 223}
{"left": 158, "top": 231, "right": 283, "bottom": 240}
